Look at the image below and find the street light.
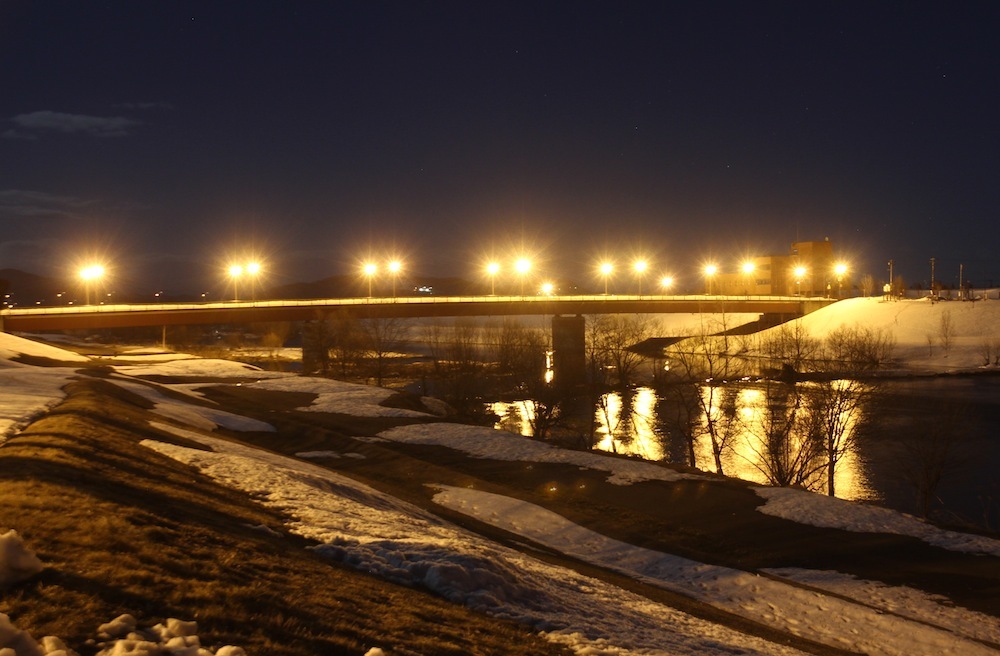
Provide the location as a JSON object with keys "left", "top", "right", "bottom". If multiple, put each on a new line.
{"left": 741, "top": 261, "right": 755, "bottom": 297}
{"left": 246, "top": 261, "right": 262, "bottom": 302}
{"left": 834, "top": 262, "right": 848, "bottom": 298}
{"left": 633, "top": 259, "right": 648, "bottom": 296}
{"left": 486, "top": 262, "right": 500, "bottom": 295}
{"left": 227, "top": 264, "right": 244, "bottom": 301}
{"left": 793, "top": 265, "right": 807, "bottom": 296}
{"left": 363, "top": 262, "right": 377, "bottom": 298}
{"left": 79, "top": 264, "right": 106, "bottom": 305}
{"left": 539, "top": 281, "right": 554, "bottom": 296}
{"left": 515, "top": 258, "right": 531, "bottom": 296}
{"left": 388, "top": 260, "right": 402, "bottom": 298}
{"left": 599, "top": 261, "right": 613, "bottom": 295}
{"left": 660, "top": 275, "right": 674, "bottom": 293}
{"left": 703, "top": 264, "right": 718, "bottom": 295}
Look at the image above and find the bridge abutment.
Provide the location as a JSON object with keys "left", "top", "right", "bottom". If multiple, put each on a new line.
{"left": 551, "top": 314, "right": 586, "bottom": 386}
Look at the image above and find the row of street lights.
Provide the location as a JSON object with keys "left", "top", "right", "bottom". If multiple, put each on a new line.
{"left": 69, "top": 256, "right": 851, "bottom": 305}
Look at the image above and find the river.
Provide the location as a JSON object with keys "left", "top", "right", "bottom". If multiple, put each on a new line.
{"left": 489, "top": 376, "right": 1000, "bottom": 531}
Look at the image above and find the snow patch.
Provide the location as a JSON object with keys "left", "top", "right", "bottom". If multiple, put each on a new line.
{"left": 377, "top": 422, "right": 698, "bottom": 485}
{"left": 246, "top": 377, "right": 430, "bottom": 418}
{"left": 755, "top": 486, "right": 1000, "bottom": 557}
{"left": 110, "top": 378, "right": 275, "bottom": 433}
{"left": 0, "top": 530, "right": 43, "bottom": 588}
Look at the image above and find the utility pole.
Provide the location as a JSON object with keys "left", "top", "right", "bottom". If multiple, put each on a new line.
{"left": 930, "top": 257, "right": 936, "bottom": 300}
{"left": 959, "top": 263, "right": 964, "bottom": 300}
{"left": 887, "top": 259, "right": 894, "bottom": 298}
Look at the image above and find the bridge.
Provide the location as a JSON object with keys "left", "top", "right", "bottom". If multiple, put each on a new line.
{"left": 1, "top": 295, "right": 835, "bottom": 381}
{"left": 0, "top": 294, "right": 833, "bottom": 332}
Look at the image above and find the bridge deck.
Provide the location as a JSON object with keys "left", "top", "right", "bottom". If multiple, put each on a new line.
{"left": 0, "top": 295, "right": 834, "bottom": 332}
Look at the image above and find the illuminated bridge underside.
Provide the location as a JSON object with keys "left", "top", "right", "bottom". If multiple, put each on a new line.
{"left": 0, "top": 295, "right": 834, "bottom": 332}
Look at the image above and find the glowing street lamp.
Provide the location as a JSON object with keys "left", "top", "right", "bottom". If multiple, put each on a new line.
{"left": 515, "top": 258, "right": 531, "bottom": 296}
{"left": 633, "top": 259, "right": 648, "bottom": 296}
{"left": 246, "top": 261, "right": 262, "bottom": 302}
{"left": 486, "top": 261, "right": 500, "bottom": 295}
{"left": 793, "top": 265, "right": 807, "bottom": 296}
{"left": 79, "top": 264, "right": 106, "bottom": 305}
{"left": 539, "top": 281, "right": 554, "bottom": 296}
{"left": 363, "top": 262, "right": 377, "bottom": 298}
{"left": 227, "top": 264, "right": 244, "bottom": 301}
{"left": 834, "top": 262, "right": 848, "bottom": 298}
{"left": 741, "top": 261, "right": 755, "bottom": 296}
{"left": 660, "top": 275, "right": 674, "bottom": 293}
{"left": 703, "top": 264, "right": 718, "bottom": 295}
{"left": 599, "top": 261, "right": 613, "bottom": 295}
{"left": 388, "top": 260, "right": 402, "bottom": 298}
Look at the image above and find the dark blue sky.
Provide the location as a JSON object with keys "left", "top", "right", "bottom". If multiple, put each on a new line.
{"left": 2, "top": 1, "right": 998, "bottom": 295}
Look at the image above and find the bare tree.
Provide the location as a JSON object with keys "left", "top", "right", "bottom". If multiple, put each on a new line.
{"left": 359, "top": 315, "right": 410, "bottom": 386}
{"left": 823, "top": 325, "right": 895, "bottom": 371}
{"left": 806, "top": 378, "right": 875, "bottom": 497}
{"left": 488, "top": 318, "right": 547, "bottom": 382}
{"left": 860, "top": 274, "right": 876, "bottom": 298}
{"left": 328, "top": 310, "right": 366, "bottom": 377}
{"left": 938, "top": 310, "right": 955, "bottom": 355}
{"left": 662, "top": 314, "right": 750, "bottom": 475}
{"left": 740, "top": 380, "right": 824, "bottom": 489}
{"left": 760, "top": 321, "right": 820, "bottom": 373}
{"left": 586, "top": 314, "right": 655, "bottom": 387}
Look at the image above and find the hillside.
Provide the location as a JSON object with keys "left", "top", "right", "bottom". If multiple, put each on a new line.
{"left": 766, "top": 296, "right": 1000, "bottom": 372}
{"left": 0, "top": 329, "right": 997, "bottom": 655}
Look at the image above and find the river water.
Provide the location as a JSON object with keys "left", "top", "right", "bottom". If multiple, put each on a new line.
{"left": 489, "top": 376, "right": 1000, "bottom": 531}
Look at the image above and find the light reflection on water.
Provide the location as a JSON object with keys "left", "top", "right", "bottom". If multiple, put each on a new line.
{"left": 490, "top": 385, "right": 876, "bottom": 503}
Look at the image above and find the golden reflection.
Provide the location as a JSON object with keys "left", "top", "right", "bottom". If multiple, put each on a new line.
{"left": 593, "top": 388, "right": 663, "bottom": 460}
{"left": 490, "top": 400, "right": 536, "bottom": 437}
{"left": 490, "top": 383, "right": 874, "bottom": 503}
{"left": 691, "top": 382, "right": 873, "bottom": 501}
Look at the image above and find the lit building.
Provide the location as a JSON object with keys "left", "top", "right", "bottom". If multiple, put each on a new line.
{"left": 714, "top": 239, "right": 839, "bottom": 296}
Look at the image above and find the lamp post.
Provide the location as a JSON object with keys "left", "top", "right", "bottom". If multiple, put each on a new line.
{"left": 600, "top": 261, "right": 613, "bottom": 295}
{"left": 703, "top": 264, "right": 718, "bottom": 295}
{"left": 388, "top": 260, "right": 402, "bottom": 298}
{"left": 486, "top": 262, "right": 500, "bottom": 295}
{"left": 741, "top": 261, "right": 755, "bottom": 297}
{"left": 227, "top": 264, "right": 243, "bottom": 301}
{"left": 633, "top": 259, "right": 648, "bottom": 296}
{"left": 834, "top": 262, "right": 847, "bottom": 298}
{"left": 660, "top": 275, "right": 674, "bottom": 294}
{"left": 515, "top": 258, "right": 531, "bottom": 296}
{"left": 246, "top": 261, "right": 261, "bottom": 303}
{"left": 793, "top": 265, "right": 807, "bottom": 297}
{"left": 363, "top": 262, "right": 377, "bottom": 298}
{"left": 79, "top": 264, "right": 105, "bottom": 305}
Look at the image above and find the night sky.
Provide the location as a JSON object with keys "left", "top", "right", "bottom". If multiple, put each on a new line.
{"left": 2, "top": 2, "right": 998, "bottom": 296}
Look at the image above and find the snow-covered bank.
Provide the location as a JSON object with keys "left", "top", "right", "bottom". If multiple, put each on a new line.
{"left": 432, "top": 485, "right": 1000, "bottom": 655}
{"left": 142, "top": 425, "right": 807, "bottom": 656}
{"left": 770, "top": 297, "right": 1000, "bottom": 372}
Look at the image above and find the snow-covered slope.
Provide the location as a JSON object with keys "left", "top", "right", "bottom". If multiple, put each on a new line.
{"left": 762, "top": 297, "right": 1000, "bottom": 371}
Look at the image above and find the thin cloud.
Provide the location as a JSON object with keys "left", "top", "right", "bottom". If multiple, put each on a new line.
{"left": 6, "top": 110, "right": 142, "bottom": 138}
{"left": 0, "top": 190, "right": 96, "bottom": 219}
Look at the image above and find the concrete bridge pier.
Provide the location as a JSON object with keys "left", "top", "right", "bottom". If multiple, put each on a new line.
{"left": 551, "top": 314, "right": 586, "bottom": 386}
{"left": 301, "top": 317, "right": 330, "bottom": 374}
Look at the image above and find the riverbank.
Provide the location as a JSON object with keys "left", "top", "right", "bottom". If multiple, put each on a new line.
{"left": 0, "top": 332, "right": 998, "bottom": 654}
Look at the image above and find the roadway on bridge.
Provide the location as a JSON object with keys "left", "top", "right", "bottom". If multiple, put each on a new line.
{"left": 0, "top": 294, "right": 834, "bottom": 332}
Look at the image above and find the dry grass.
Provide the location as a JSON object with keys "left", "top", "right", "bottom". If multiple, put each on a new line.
{"left": 0, "top": 377, "right": 566, "bottom": 655}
